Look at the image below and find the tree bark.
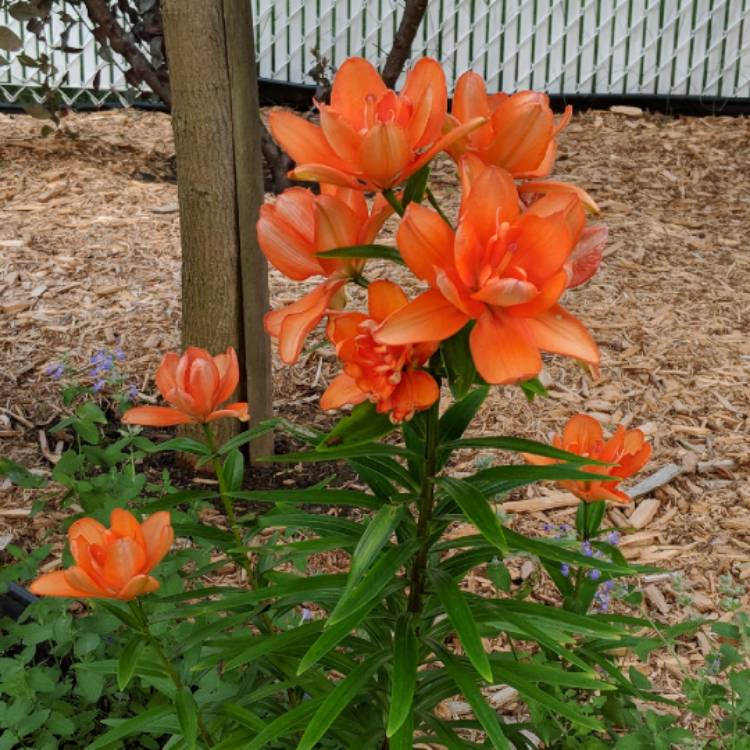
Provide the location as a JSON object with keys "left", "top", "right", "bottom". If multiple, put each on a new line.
{"left": 380, "top": 0, "right": 429, "bottom": 88}
{"left": 222, "top": 0, "right": 274, "bottom": 458}
{"left": 161, "top": 0, "right": 273, "bottom": 452}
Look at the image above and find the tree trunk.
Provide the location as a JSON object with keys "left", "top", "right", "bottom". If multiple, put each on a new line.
{"left": 381, "top": 0, "right": 429, "bottom": 88}
{"left": 222, "top": 0, "right": 274, "bottom": 458}
{"left": 161, "top": 0, "right": 273, "bottom": 455}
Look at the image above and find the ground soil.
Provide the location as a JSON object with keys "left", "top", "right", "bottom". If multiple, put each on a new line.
{"left": 1, "top": 106, "right": 749, "bottom": 737}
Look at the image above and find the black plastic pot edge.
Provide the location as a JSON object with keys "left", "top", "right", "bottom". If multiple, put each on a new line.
{"left": 0, "top": 78, "right": 749, "bottom": 117}
{"left": 0, "top": 582, "right": 37, "bottom": 621}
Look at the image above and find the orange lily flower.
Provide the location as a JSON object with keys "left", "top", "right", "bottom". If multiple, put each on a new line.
{"left": 122, "top": 347, "right": 248, "bottom": 426}
{"left": 268, "top": 57, "right": 485, "bottom": 191}
{"left": 29, "top": 509, "right": 173, "bottom": 600}
{"left": 258, "top": 185, "right": 392, "bottom": 363}
{"left": 524, "top": 414, "right": 652, "bottom": 504}
{"left": 445, "top": 71, "right": 572, "bottom": 178}
{"left": 460, "top": 154, "right": 607, "bottom": 289}
{"left": 375, "top": 162, "right": 600, "bottom": 384}
{"left": 321, "top": 280, "right": 439, "bottom": 423}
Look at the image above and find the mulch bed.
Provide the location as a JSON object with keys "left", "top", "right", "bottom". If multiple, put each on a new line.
{"left": 1, "top": 106, "right": 749, "bottom": 735}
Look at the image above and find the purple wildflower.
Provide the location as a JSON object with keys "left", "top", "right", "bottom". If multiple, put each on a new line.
{"left": 46, "top": 363, "right": 64, "bottom": 380}
{"left": 607, "top": 531, "right": 621, "bottom": 546}
{"left": 93, "top": 379, "right": 106, "bottom": 392}
{"left": 581, "top": 541, "right": 594, "bottom": 557}
{"left": 560, "top": 563, "right": 570, "bottom": 577}
{"left": 589, "top": 568, "right": 601, "bottom": 581}
{"left": 127, "top": 385, "right": 139, "bottom": 400}
{"left": 114, "top": 347, "right": 125, "bottom": 361}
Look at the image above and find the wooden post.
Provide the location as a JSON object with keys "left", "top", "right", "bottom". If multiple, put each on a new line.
{"left": 161, "top": 0, "right": 273, "bottom": 456}
{"left": 223, "top": 0, "right": 274, "bottom": 458}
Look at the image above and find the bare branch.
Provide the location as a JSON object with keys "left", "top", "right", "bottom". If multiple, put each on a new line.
{"left": 81, "top": 0, "right": 172, "bottom": 108}
{"left": 381, "top": 0, "right": 428, "bottom": 88}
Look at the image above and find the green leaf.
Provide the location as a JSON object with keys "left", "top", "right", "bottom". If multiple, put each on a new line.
{"left": 439, "top": 476, "right": 507, "bottom": 554}
{"left": 492, "top": 662, "right": 604, "bottom": 731}
{"left": 469, "top": 463, "right": 613, "bottom": 492}
{"left": 298, "top": 608, "right": 372, "bottom": 674}
{"left": 402, "top": 164, "right": 430, "bottom": 206}
{"left": 217, "top": 419, "right": 279, "bottom": 454}
{"left": 147, "top": 437, "right": 210, "bottom": 456}
{"left": 229, "top": 487, "right": 382, "bottom": 510}
{"left": 236, "top": 697, "right": 323, "bottom": 750}
{"left": 297, "top": 652, "right": 388, "bottom": 750}
{"left": 345, "top": 504, "right": 405, "bottom": 593}
{"left": 316, "top": 243, "right": 404, "bottom": 264}
{"left": 576, "top": 500, "right": 606, "bottom": 539}
{"left": 222, "top": 449, "right": 245, "bottom": 492}
{"left": 430, "top": 568, "right": 493, "bottom": 682}
{"left": 319, "top": 401, "right": 397, "bottom": 449}
{"left": 387, "top": 615, "right": 418, "bottom": 737}
{"left": 487, "top": 560, "right": 512, "bottom": 593}
{"left": 76, "top": 402, "right": 108, "bottom": 424}
{"left": 441, "top": 323, "right": 477, "bottom": 399}
{"left": 117, "top": 636, "right": 144, "bottom": 690}
{"left": 0, "top": 458, "right": 46, "bottom": 488}
{"left": 84, "top": 705, "right": 172, "bottom": 750}
{"left": 222, "top": 620, "right": 325, "bottom": 671}
{"left": 95, "top": 600, "right": 142, "bottom": 630}
{"left": 0, "top": 26, "right": 23, "bottom": 52}
{"left": 262, "top": 443, "right": 418, "bottom": 463}
{"left": 73, "top": 419, "right": 100, "bottom": 445}
{"left": 446, "top": 436, "right": 609, "bottom": 463}
{"left": 175, "top": 687, "right": 198, "bottom": 749}
{"left": 439, "top": 386, "right": 489, "bottom": 444}
{"left": 327, "top": 540, "right": 417, "bottom": 626}
{"left": 519, "top": 377, "right": 548, "bottom": 402}
{"left": 434, "top": 645, "right": 510, "bottom": 750}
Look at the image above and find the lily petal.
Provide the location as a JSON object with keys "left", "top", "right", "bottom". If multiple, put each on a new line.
{"left": 525, "top": 304, "right": 600, "bottom": 364}
{"left": 469, "top": 309, "right": 542, "bottom": 384}
{"left": 320, "top": 372, "right": 367, "bottom": 410}
{"left": 375, "top": 289, "right": 469, "bottom": 346}
{"left": 121, "top": 406, "right": 196, "bottom": 426}
{"left": 397, "top": 202, "right": 455, "bottom": 285}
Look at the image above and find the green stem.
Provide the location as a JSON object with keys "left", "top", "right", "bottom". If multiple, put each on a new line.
{"left": 202, "top": 424, "right": 256, "bottom": 588}
{"left": 131, "top": 601, "right": 215, "bottom": 748}
{"left": 383, "top": 188, "right": 405, "bottom": 217}
{"left": 426, "top": 187, "right": 453, "bottom": 228}
{"left": 407, "top": 390, "right": 440, "bottom": 614}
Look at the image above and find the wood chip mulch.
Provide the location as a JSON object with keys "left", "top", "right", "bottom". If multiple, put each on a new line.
{"left": 1, "top": 107, "right": 749, "bottom": 735}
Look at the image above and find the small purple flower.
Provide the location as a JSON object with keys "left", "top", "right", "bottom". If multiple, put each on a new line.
{"left": 602, "top": 580, "right": 615, "bottom": 592}
{"left": 93, "top": 379, "right": 106, "bottom": 392}
{"left": 607, "top": 531, "right": 621, "bottom": 546}
{"left": 46, "top": 362, "right": 64, "bottom": 380}
{"left": 560, "top": 563, "right": 571, "bottom": 577}
{"left": 127, "top": 385, "right": 139, "bottom": 400}
{"left": 301, "top": 607, "right": 312, "bottom": 622}
{"left": 581, "top": 541, "right": 594, "bottom": 557}
{"left": 114, "top": 347, "right": 125, "bottom": 361}
{"left": 589, "top": 568, "right": 601, "bottom": 581}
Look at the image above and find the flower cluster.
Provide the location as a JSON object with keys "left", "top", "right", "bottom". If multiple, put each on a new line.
{"left": 261, "top": 57, "right": 608, "bottom": 421}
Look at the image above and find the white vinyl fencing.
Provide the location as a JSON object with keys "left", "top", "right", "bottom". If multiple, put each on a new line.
{"left": 1, "top": 0, "right": 748, "bottom": 107}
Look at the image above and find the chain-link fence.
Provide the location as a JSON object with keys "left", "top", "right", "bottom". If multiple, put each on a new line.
{"left": 1, "top": 0, "right": 748, "bottom": 108}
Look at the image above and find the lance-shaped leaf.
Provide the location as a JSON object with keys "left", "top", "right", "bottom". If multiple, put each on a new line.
{"left": 430, "top": 568, "right": 493, "bottom": 683}
{"left": 387, "top": 615, "right": 418, "bottom": 737}
{"left": 297, "top": 652, "right": 388, "bottom": 750}
{"left": 438, "top": 476, "right": 507, "bottom": 555}
{"left": 432, "top": 645, "right": 510, "bottom": 750}
{"left": 316, "top": 243, "right": 404, "bottom": 264}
